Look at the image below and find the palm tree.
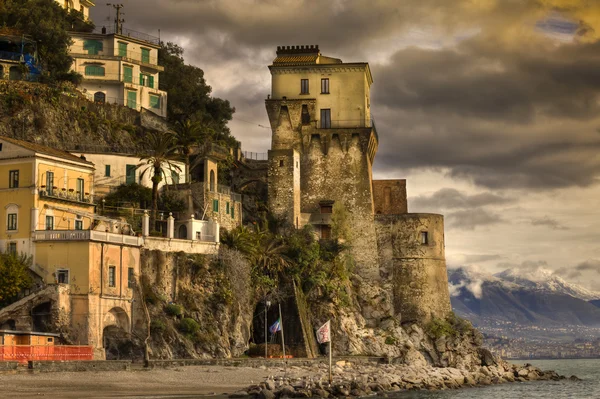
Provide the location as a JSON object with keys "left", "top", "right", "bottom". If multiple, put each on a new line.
{"left": 136, "top": 131, "right": 182, "bottom": 227}
{"left": 172, "top": 119, "right": 202, "bottom": 183}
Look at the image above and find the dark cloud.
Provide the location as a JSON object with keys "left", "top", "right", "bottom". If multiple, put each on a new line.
{"left": 531, "top": 216, "right": 569, "bottom": 230}
{"left": 410, "top": 188, "right": 512, "bottom": 211}
{"left": 446, "top": 208, "right": 504, "bottom": 230}
{"left": 556, "top": 259, "right": 600, "bottom": 279}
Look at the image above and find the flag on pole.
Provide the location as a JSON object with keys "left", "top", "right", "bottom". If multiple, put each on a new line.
{"left": 269, "top": 318, "right": 282, "bottom": 334}
{"left": 316, "top": 320, "right": 331, "bottom": 344}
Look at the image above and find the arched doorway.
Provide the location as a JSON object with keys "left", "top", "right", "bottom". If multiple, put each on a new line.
{"left": 9, "top": 66, "right": 22, "bottom": 81}
{"left": 94, "top": 91, "right": 106, "bottom": 103}
{"left": 102, "top": 307, "right": 131, "bottom": 360}
{"left": 178, "top": 224, "right": 187, "bottom": 239}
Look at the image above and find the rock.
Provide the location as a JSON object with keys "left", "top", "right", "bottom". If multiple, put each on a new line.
{"left": 517, "top": 368, "right": 529, "bottom": 377}
{"left": 478, "top": 348, "right": 497, "bottom": 367}
{"left": 277, "top": 385, "right": 295, "bottom": 398}
{"left": 569, "top": 375, "right": 582, "bottom": 381}
{"left": 311, "top": 389, "right": 329, "bottom": 398}
{"left": 258, "top": 389, "right": 275, "bottom": 399}
{"left": 265, "top": 380, "right": 276, "bottom": 391}
{"left": 229, "top": 391, "right": 249, "bottom": 398}
{"left": 335, "top": 360, "right": 346, "bottom": 367}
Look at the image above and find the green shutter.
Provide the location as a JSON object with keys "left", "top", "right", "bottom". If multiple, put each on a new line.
{"left": 212, "top": 199, "right": 219, "bottom": 212}
{"left": 105, "top": 165, "right": 111, "bottom": 177}
{"left": 85, "top": 65, "right": 105, "bottom": 76}
{"left": 84, "top": 40, "right": 103, "bottom": 55}
{"left": 226, "top": 202, "right": 230, "bottom": 214}
{"left": 149, "top": 94, "right": 160, "bottom": 109}
{"left": 141, "top": 48, "right": 150, "bottom": 64}
{"left": 139, "top": 74, "right": 144, "bottom": 85}
{"left": 118, "top": 42, "right": 127, "bottom": 57}
{"left": 148, "top": 75, "right": 154, "bottom": 88}
{"left": 127, "top": 91, "right": 137, "bottom": 109}
{"left": 123, "top": 66, "right": 132, "bottom": 83}
{"left": 231, "top": 204, "right": 234, "bottom": 219}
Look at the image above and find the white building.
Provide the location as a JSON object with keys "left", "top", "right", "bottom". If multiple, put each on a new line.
{"left": 55, "top": 0, "right": 94, "bottom": 20}
{"left": 74, "top": 153, "right": 186, "bottom": 195}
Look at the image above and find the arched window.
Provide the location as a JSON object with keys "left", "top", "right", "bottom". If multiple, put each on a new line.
{"left": 84, "top": 65, "right": 105, "bottom": 76}
{"left": 209, "top": 170, "right": 215, "bottom": 192}
{"left": 5, "top": 203, "right": 19, "bottom": 232}
{"left": 93, "top": 92, "right": 106, "bottom": 103}
{"left": 178, "top": 225, "right": 187, "bottom": 239}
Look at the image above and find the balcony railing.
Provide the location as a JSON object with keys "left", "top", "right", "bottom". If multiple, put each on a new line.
{"left": 92, "top": 26, "right": 160, "bottom": 45}
{"left": 314, "top": 119, "right": 375, "bottom": 129}
{"left": 33, "top": 229, "right": 144, "bottom": 246}
{"left": 69, "top": 47, "right": 161, "bottom": 67}
{"left": 39, "top": 189, "right": 93, "bottom": 205}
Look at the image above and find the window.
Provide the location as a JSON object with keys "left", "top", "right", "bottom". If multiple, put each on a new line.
{"left": 321, "top": 78, "right": 330, "bottom": 94}
{"left": 320, "top": 205, "right": 333, "bottom": 214}
{"left": 45, "top": 216, "right": 54, "bottom": 230}
{"left": 226, "top": 202, "right": 230, "bottom": 214}
{"left": 74, "top": 220, "right": 83, "bottom": 230}
{"left": 7, "top": 242, "right": 16, "bottom": 256}
{"left": 279, "top": 160, "right": 284, "bottom": 167}
{"left": 321, "top": 225, "right": 332, "bottom": 239}
{"left": 196, "top": 232, "right": 201, "bottom": 240}
{"left": 212, "top": 199, "right": 219, "bottom": 212}
{"left": 300, "top": 79, "right": 309, "bottom": 94}
{"left": 84, "top": 65, "right": 105, "bottom": 76}
{"left": 320, "top": 109, "right": 331, "bottom": 128}
{"left": 231, "top": 204, "right": 234, "bottom": 219}
{"left": 123, "top": 65, "right": 133, "bottom": 83}
{"left": 108, "top": 266, "right": 116, "bottom": 287}
{"left": 46, "top": 172, "right": 54, "bottom": 195}
{"left": 420, "top": 232, "right": 429, "bottom": 245}
{"left": 301, "top": 104, "right": 310, "bottom": 125}
{"left": 128, "top": 267, "right": 135, "bottom": 288}
{"left": 118, "top": 42, "right": 127, "bottom": 57}
{"left": 139, "top": 74, "right": 154, "bottom": 88}
{"left": 171, "top": 170, "right": 179, "bottom": 185}
{"left": 127, "top": 91, "right": 137, "bottom": 109}
{"left": 93, "top": 92, "right": 105, "bottom": 103}
{"left": 57, "top": 269, "right": 69, "bottom": 284}
{"left": 83, "top": 40, "right": 103, "bottom": 55}
{"left": 209, "top": 170, "right": 215, "bottom": 192}
{"left": 47, "top": 337, "right": 53, "bottom": 343}
{"left": 105, "top": 165, "right": 111, "bottom": 177}
{"left": 0, "top": 143, "right": 3, "bottom": 151}
{"left": 9, "top": 170, "right": 18, "bottom": 188}
{"left": 149, "top": 94, "right": 161, "bottom": 109}
{"left": 7, "top": 214, "right": 17, "bottom": 230}
{"left": 141, "top": 48, "right": 150, "bottom": 64}
{"left": 76, "top": 178, "right": 84, "bottom": 201}
{"left": 126, "top": 164, "right": 136, "bottom": 184}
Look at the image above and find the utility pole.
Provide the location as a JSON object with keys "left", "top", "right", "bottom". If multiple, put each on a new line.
{"left": 106, "top": 3, "right": 124, "bottom": 34}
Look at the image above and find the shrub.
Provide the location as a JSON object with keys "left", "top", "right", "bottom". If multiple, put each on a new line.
{"left": 178, "top": 318, "right": 200, "bottom": 335}
{"left": 425, "top": 317, "right": 456, "bottom": 339}
{"left": 165, "top": 303, "right": 183, "bottom": 317}
{"left": 385, "top": 336, "right": 397, "bottom": 345}
{"left": 150, "top": 319, "right": 166, "bottom": 335}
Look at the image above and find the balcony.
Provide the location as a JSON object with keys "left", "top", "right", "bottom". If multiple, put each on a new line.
{"left": 314, "top": 117, "right": 378, "bottom": 143}
{"left": 39, "top": 189, "right": 93, "bottom": 205}
{"left": 34, "top": 229, "right": 143, "bottom": 246}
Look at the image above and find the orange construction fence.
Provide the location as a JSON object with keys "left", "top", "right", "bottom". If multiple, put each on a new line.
{"left": 0, "top": 345, "right": 94, "bottom": 364}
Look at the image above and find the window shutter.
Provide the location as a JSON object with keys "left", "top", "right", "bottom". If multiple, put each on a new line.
{"left": 139, "top": 74, "right": 144, "bottom": 85}
{"left": 148, "top": 75, "right": 154, "bottom": 88}
{"left": 124, "top": 66, "right": 132, "bottom": 83}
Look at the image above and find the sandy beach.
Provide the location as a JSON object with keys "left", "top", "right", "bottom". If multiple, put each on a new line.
{"left": 0, "top": 365, "right": 282, "bottom": 398}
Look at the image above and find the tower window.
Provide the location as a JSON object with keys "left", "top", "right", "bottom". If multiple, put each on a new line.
{"left": 420, "top": 232, "right": 429, "bottom": 245}
{"left": 108, "top": 266, "right": 116, "bottom": 287}
{"left": 321, "top": 78, "right": 330, "bottom": 94}
{"left": 300, "top": 79, "right": 309, "bottom": 94}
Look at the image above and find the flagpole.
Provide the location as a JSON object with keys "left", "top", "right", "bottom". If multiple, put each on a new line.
{"left": 279, "top": 303, "right": 286, "bottom": 373}
{"left": 264, "top": 304, "right": 268, "bottom": 359}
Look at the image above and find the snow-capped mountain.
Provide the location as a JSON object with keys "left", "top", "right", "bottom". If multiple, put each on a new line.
{"left": 493, "top": 267, "right": 600, "bottom": 301}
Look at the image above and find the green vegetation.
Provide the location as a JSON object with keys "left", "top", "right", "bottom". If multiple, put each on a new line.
{"left": 0, "top": 0, "right": 94, "bottom": 82}
{"left": 385, "top": 336, "right": 397, "bottom": 345}
{"left": 150, "top": 319, "right": 167, "bottom": 335}
{"left": 178, "top": 317, "right": 200, "bottom": 335}
{"left": 165, "top": 303, "right": 184, "bottom": 317}
{"left": 0, "top": 253, "right": 32, "bottom": 306}
{"left": 425, "top": 312, "right": 473, "bottom": 339}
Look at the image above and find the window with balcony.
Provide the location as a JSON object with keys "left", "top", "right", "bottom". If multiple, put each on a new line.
{"left": 108, "top": 266, "right": 116, "bottom": 287}
{"left": 9, "top": 170, "right": 18, "bottom": 188}
{"left": 118, "top": 42, "right": 128, "bottom": 57}
{"left": 84, "top": 65, "right": 105, "bottom": 76}
{"left": 7, "top": 213, "right": 17, "bottom": 231}
{"left": 139, "top": 74, "right": 154, "bottom": 88}
{"left": 321, "top": 78, "right": 330, "bottom": 94}
{"left": 83, "top": 40, "right": 103, "bottom": 55}
{"left": 141, "top": 48, "right": 150, "bottom": 64}
{"left": 149, "top": 94, "right": 161, "bottom": 109}
{"left": 123, "top": 66, "right": 133, "bottom": 83}
{"left": 320, "top": 109, "right": 331, "bottom": 128}
{"left": 301, "top": 79, "right": 309, "bottom": 94}
{"left": 76, "top": 178, "right": 84, "bottom": 201}
{"left": 45, "top": 216, "right": 54, "bottom": 230}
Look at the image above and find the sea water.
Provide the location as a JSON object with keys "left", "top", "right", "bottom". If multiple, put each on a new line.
{"left": 391, "top": 359, "right": 600, "bottom": 399}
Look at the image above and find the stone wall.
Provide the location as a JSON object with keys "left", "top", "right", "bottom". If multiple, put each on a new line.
{"left": 267, "top": 149, "right": 300, "bottom": 226}
{"left": 372, "top": 180, "right": 407, "bottom": 215}
{"left": 375, "top": 214, "right": 451, "bottom": 324}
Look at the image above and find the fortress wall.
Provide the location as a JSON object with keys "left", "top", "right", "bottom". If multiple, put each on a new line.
{"left": 372, "top": 180, "right": 407, "bottom": 215}
{"left": 375, "top": 214, "right": 452, "bottom": 323}
{"left": 267, "top": 149, "right": 300, "bottom": 226}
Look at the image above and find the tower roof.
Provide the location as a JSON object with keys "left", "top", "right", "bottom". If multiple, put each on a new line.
{"left": 272, "top": 45, "right": 342, "bottom": 66}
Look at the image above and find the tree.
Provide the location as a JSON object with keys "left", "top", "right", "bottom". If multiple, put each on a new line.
{"left": 158, "top": 42, "right": 239, "bottom": 149}
{"left": 0, "top": 0, "right": 94, "bottom": 82}
{"left": 0, "top": 253, "right": 32, "bottom": 306}
{"left": 136, "top": 131, "right": 182, "bottom": 227}
{"left": 172, "top": 119, "right": 205, "bottom": 182}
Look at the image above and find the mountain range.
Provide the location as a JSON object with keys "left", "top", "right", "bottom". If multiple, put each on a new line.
{"left": 449, "top": 267, "right": 600, "bottom": 328}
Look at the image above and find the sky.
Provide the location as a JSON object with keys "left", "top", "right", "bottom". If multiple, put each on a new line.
{"left": 91, "top": 0, "right": 600, "bottom": 289}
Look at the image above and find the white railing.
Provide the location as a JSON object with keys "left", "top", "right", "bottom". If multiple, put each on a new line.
{"left": 34, "top": 230, "right": 143, "bottom": 246}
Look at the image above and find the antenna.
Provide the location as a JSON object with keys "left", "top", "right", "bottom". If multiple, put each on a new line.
{"left": 106, "top": 3, "right": 125, "bottom": 34}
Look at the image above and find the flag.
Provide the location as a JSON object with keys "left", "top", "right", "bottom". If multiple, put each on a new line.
{"left": 316, "top": 320, "right": 330, "bottom": 344}
{"left": 269, "top": 318, "right": 281, "bottom": 334}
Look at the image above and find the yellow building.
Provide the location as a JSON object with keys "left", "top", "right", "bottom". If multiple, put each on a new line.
{"left": 0, "top": 136, "right": 141, "bottom": 358}
{"left": 55, "top": 0, "right": 95, "bottom": 20}
{"left": 68, "top": 29, "right": 167, "bottom": 117}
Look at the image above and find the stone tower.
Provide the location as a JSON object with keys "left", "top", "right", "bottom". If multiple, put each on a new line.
{"left": 266, "top": 45, "right": 380, "bottom": 277}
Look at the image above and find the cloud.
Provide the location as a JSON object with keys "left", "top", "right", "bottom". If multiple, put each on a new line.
{"left": 556, "top": 259, "right": 600, "bottom": 279}
{"left": 530, "top": 216, "right": 569, "bottom": 230}
{"left": 411, "top": 188, "right": 512, "bottom": 210}
{"left": 449, "top": 279, "right": 484, "bottom": 299}
{"left": 446, "top": 208, "right": 504, "bottom": 230}
{"left": 463, "top": 254, "right": 503, "bottom": 264}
